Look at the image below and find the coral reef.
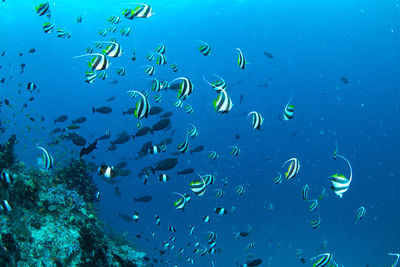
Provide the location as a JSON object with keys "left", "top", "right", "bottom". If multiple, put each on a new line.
{"left": 0, "top": 136, "right": 145, "bottom": 267}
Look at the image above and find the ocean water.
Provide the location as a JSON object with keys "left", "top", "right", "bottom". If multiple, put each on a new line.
{"left": 1, "top": 0, "right": 400, "bottom": 266}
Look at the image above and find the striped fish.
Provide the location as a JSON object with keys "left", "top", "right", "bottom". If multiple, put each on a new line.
{"left": 236, "top": 185, "right": 245, "bottom": 196}
{"left": 123, "top": 4, "right": 154, "bottom": 19}
{"left": 273, "top": 171, "right": 282, "bottom": 184}
{"left": 148, "top": 78, "right": 161, "bottom": 92}
{"left": 116, "top": 67, "right": 126, "bottom": 76}
{"left": 333, "top": 142, "right": 338, "bottom": 160}
{"left": 188, "top": 123, "right": 198, "bottom": 137}
{"left": 86, "top": 46, "right": 94, "bottom": 54}
{"left": 107, "top": 16, "right": 122, "bottom": 24}
{"left": 283, "top": 97, "right": 295, "bottom": 120}
{"left": 203, "top": 74, "right": 227, "bottom": 93}
{"left": 98, "top": 70, "right": 108, "bottom": 80}
{"left": 198, "top": 41, "right": 211, "bottom": 56}
{"left": 214, "top": 189, "right": 224, "bottom": 199}
{"left": 247, "top": 111, "right": 264, "bottom": 130}
{"left": 174, "top": 100, "right": 183, "bottom": 108}
{"left": 120, "top": 27, "right": 131, "bottom": 36}
{"left": 158, "top": 174, "right": 170, "bottom": 182}
{"left": 42, "top": 22, "right": 54, "bottom": 33}
{"left": 36, "top": 2, "right": 50, "bottom": 16}
{"left": 126, "top": 91, "right": 150, "bottom": 120}
{"left": 310, "top": 214, "right": 321, "bottom": 230}
{"left": 229, "top": 146, "right": 240, "bottom": 156}
{"left": 282, "top": 158, "right": 300, "bottom": 180}
{"left": 85, "top": 71, "right": 96, "bottom": 84}
{"left": 177, "top": 131, "right": 189, "bottom": 154}
{"left": 215, "top": 207, "right": 227, "bottom": 215}
{"left": 302, "top": 184, "right": 310, "bottom": 201}
{"left": 144, "top": 65, "right": 155, "bottom": 76}
{"left": 213, "top": 88, "right": 233, "bottom": 114}
{"left": 309, "top": 199, "right": 318, "bottom": 211}
{"left": 202, "top": 174, "right": 214, "bottom": 185}
{"left": 310, "top": 253, "right": 332, "bottom": 267}
{"left": 57, "top": 28, "right": 71, "bottom": 38}
{"left": 185, "top": 104, "right": 194, "bottom": 114}
{"left": 236, "top": 48, "right": 247, "bottom": 69}
{"left": 190, "top": 174, "right": 206, "bottom": 196}
{"left": 171, "top": 63, "right": 179, "bottom": 72}
{"left": 172, "top": 192, "right": 186, "bottom": 210}
{"left": 356, "top": 206, "right": 366, "bottom": 221}
{"left": 169, "top": 77, "right": 193, "bottom": 100}
{"left": 73, "top": 53, "right": 110, "bottom": 71}
{"left": 330, "top": 155, "right": 352, "bottom": 198}
{"left": 155, "top": 44, "right": 166, "bottom": 54}
{"left": 154, "top": 92, "right": 162, "bottom": 102}
{"left": 101, "top": 41, "right": 122, "bottom": 57}
{"left": 208, "top": 151, "right": 218, "bottom": 160}
{"left": 107, "top": 26, "right": 117, "bottom": 33}
{"left": 37, "top": 146, "right": 54, "bottom": 169}
{"left": 146, "top": 53, "right": 155, "bottom": 61}
{"left": 155, "top": 52, "right": 167, "bottom": 65}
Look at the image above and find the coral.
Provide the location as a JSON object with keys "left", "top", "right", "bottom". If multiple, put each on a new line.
{"left": 0, "top": 134, "right": 17, "bottom": 170}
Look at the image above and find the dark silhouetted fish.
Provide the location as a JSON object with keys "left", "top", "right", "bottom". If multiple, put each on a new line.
{"left": 107, "top": 144, "right": 117, "bottom": 151}
{"left": 190, "top": 145, "right": 204, "bottom": 153}
{"left": 107, "top": 96, "right": 116, "bottom": 102}
{"left": 54, "top": 115, "right": 68, "bottom": 123}
{"left": 114, "top": 186, "right": 122, "bottom": 197}
{"left": 134, "top": 195, "right": 152, "bottom": 202}
{"left": 235, "top": 134, "right": 240, "bottom": 140}
{"left": 92, "top": 106, "right": 112, "bottom": 114}
{"left": 132, "top": 127, "right": 153, "bottom": 139}
{"left": 177, "top": 168, "right": 194, "bottom": 175}
{"left": 80, "top": 139, "right": 98, "bottom": 157}
{"left": 155, "top": 158, "right": 178, "bottom": 171}
{"left": 28, "top": 48, "right": 36, "bottom": 53}
{"left": 149, "top": 106, "right": 163, "bottom": 115}
{"left": 240, "top": 259, "right": 262, "bottom": 267}
{"left": 138, "top": 166, "right": 155, "bottom": 177}
{"left": 72, "top": 117, "right": 87, "bottom": 124}
{"left": 122, "top": 108, "right": 135, "bottom": 115}
{"left": 151, "top": 119, "right": 171, "bottom": 132}
{"left": 111, "top": 132, "right": 130, "bottom": 145}
{"left": 65, "top": 133, "right": 87, "bottom": 146}
{"left": 263, "top": 51, "right": 274, "bottom": 58}
{"left": 160, "top": 112, "right": 173, "bottom": 118}
{"left": 340, "top": 77, "right": 349, "bottom": 84}
{"left": 299, "top": 257, "right": 306, "bottom": 264}
{"left": 137, "top": 141, "right": 153, "bottom": 158}
{"left": 115, "top": 161, "right": 128, "bottom": 169}
{"left": 52, "top": 128, "right": 62, "bottom": 134}
{"left": 118, "top": 213, "right": 133, "bottom": 222}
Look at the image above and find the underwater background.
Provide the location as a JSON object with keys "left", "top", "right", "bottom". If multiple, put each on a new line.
{"left": 0, "top": 0, "right": 400, "bottom": 266}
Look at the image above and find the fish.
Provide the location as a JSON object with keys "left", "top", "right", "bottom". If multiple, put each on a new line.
{"left": 273, "top": 171, "right": 282, "bottom": 184}
{"left": 330, "top": 155, "right": 352, "bottom": 198}
{"left": 203, "top": 74, "right": 227, "bottom": 93}
{"left": 106, "top": 96, "right": 116, "bottom": 102}
{"left": 310, "top": 253, "right": 332, "bottom": 267}
{"left": 127, "top": 90, "right": 150, "bottom": 120}
{"left": 36, "top": 146, "right": 54, "bottom": 169}
{"left": 173, "top": 192, "right": 187, "bottom": 211}
{"left": 56, "top": 28, "right": 71, "bottom": 38}
{"left": 111, "top": 132, "right": 131, "bottom": 145}
{"left": 1, "top": 170, "right": 14, "bottom": 185}
{"left": 185, "top": 104, "right": 194, "bottom": 114}
{"left": 190, "top": 174, "right": 207, "bottom": 196}
{"left": 65, "top": 124, "right": 80, "bottom": 130}
{"left": 215, "top": 189, "right": 224, "bottom": 199}
{"left": 123, "top": 4, "right": 154, "bottom": 19}
{"left": 248, "top": 111, "right": 263, "bottom": 130}
{"left": 0, "top": 200, "right": 12, "bottom": 212}
{"left": 134, "top": 195, "right": 152, "bottom": 202}
{"left": 263, "top": 51, "right": 274, "bottom": 58}
{"left": 122, "top": 108, "right": 135, "bottom": 115}
{"left": 333, "top": 142, "right": 338, "bottom": 160}
{"left": 282, "top": 158, "right": 300, "bottom": 180}
{"left": 144, "top": 65, "right": 155, "bottom": 76}
{"left": 236, "top": 48, "right": 247, "bottom": 69}
{"left": 169, "top": 77, "right": 194, "bottom": 100}
{"left": 198, "top": 40, "right": 211, "bottom": 56}
{"left": 240, "top": 258, "right": 263, "bottom": 267}
{"left": 155, "top": 158, "right": 178, "bottom": 171}
{"left": 190, "top": 145, "right": 204, "bottom": 153}
{"left": 229, "top": 146, "right": 240, "bottom": 156}
{"left": 151, "top": 119, "right": 171, "bottom": 131}
{"left": 283, "top": 97, "right": 295, "bottom": 120}
{"left": 64, "top": 132, "right": 87, "bottom": 146}
{"left": 213, "top": 88, "right": 233, "bottom": 113}
{"left": 43, "top": 22, "right": 54, "bottom": 33}
{"left": 177, "top": 131, "right": 189, "bottom": 154}
{"left": 28, "top": 48, "right": 36, "bottom": 53}
{"left": 79, "top": 139, "right": 98, "bottom": 157}
{"left": 302, "top": 184, "right": 310, "bottom": 201}
{"left": 171, "top": 63, "right": 178, "bottom": 72}
{"left": 356, "top": 206, "right": 366, "bottom": 221}
{"left": 155, "top": 52, "right": 167, "bottom": 65}
{"left": 158, "top": 174, "right": 170, "bottom": 182}
{"left": 208, "top": 151, "right": 219, "bottom": 160}
{"left": 54, "top": 115, "right": 68, "bottom": 123}
{"left": 118, "top": 213, "right": 133, "bottom": 222}
{"left": 114, "top": 186, "right": 122, "bottom": 197}
{"left": 121, "top": 27, "right": 131, "bottom": 36}
{"left": 92, "top": 106, "right": 112, "bottom": 114}
{"left": 98, "top": 165, "right": 116, "bottom": 178}
{"left": 72, "top": 117, "right": 87, "bottom": 124}
{"left": 236, "top": 185, "right": 245, "bottom": 196}
{"left": 100, "top": 41, "right": 122, "bottom": 57}
{"left": 85, "top": 71, "right": 96, "bottom": 84}
{"left": 74, "top": 53, "right": 110, "bottom": 71}
{"left": 36, "top": 2, "right": 50, "bottom": 17}
{"left": 132, "top": 211, "right": 139, "bottom": 222}
{"left": 310, "top": 214, "right": 321, "bottom": 230}
{"left": 177, "top": 168, "right": 194, "bottom": 175}
{"left": 137, "top": 142, "right": 153, "bottom": 158}
{"left": 340, "top": 77, "right": 349, "bottom": 84}
{"left": 76, "top": 15, "right": 82, "bottom": 23}
{"left": 309, "top": 199, "right": 318, "bottom": 211}
{"left": 132, "top": 127, "right": 153, "bottom": 139}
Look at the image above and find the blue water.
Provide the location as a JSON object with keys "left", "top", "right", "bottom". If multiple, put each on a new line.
{"left": 1, "top": 0, "right": 400, "bottom": 266}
